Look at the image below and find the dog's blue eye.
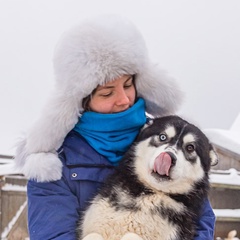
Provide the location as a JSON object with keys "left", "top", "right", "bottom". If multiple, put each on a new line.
{"left": 159, "top": 134, "right": 167, "bottom": 141}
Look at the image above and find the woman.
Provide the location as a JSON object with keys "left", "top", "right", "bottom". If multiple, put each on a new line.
{"left": 15, "top": 15, "right": 215, "bottom": 239}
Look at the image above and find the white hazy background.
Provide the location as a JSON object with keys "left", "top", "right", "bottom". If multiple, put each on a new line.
{"left": 0, "top": 0, "right": 240, "bottom": 155}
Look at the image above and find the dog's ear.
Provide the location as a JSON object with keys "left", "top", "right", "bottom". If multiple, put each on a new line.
{"left": 136, "top": 117, "right": 155, "bottom": 141}
{"left": 141, "top": 117, "right": 154, "bottom": 130}
{"left": 209, "top": 144, "right": 218, "bottom": 166}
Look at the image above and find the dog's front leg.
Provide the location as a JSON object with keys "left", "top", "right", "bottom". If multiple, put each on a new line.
{"left": 81, "top": 233, "right": 104, "bottom": 240}
{"left": 121, "top": 232, "right": 144, "bottom": 240}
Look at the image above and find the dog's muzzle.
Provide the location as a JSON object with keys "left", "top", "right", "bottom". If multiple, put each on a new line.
{"left": 153, "top": 151, "right": 177, "bottom": 177}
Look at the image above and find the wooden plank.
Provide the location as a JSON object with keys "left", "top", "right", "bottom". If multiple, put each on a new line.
{"left": 0, "top": 154, "right": 13, "bottom": 159}
{"left": 209, "top": 188, "right": 240, "bottom": 209}
{"left": 212, "top": 144, "right": 240, "bottom": 171}
{"left": 5, "top": 176, "right": 27, "bottom": 186}
{"left": 211, "top": 182, "right": 240, "bottom": 190}
{"left": 216, "top": 216, "right": 240, "bottom": 222}
{"left": 213, "top": 144, "right": 240, "bottom": 160}
{"left": 0, "top": 183, "right": 2, "bottom": 235}
{"left": 1, "top": 189, "right": 27, "bottom": 232}
{"left": 3, "top": 201, "right": 28, "bottom": 240}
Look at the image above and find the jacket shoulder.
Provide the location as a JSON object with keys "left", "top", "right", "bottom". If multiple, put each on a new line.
{"left": 58, "top": 130, "right": 113, "bottom": 167}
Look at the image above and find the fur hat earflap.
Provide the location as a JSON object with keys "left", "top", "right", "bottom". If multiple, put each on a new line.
{"left": 14, "top": 15, "right": 183, "bottom": 182}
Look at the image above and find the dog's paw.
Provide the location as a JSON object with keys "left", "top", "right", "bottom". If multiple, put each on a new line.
{"left": 82, "top": 233, "right": 104, "bottom": 240}
{"left": 121, "top": 232, "right": 144, "bottom": 240}
{"left": 226, "top": 230, "right": 239, "bottom": 240}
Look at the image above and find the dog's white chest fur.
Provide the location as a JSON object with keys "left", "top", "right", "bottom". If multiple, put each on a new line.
{"left": 81, "top": 192, "right": 184, "bottom": 240}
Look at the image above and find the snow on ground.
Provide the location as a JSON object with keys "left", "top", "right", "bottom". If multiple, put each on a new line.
{"left": 1, "top": 183, "right": 27, "bottom": 192}
{"left": 214, "top": 209, "right": 240, "bottom": 218}
{"left": 204, "top": 113, "right": 240, "bottom": 155}
{"left": 210, "top": 168, "right": 240, "bottom": 186}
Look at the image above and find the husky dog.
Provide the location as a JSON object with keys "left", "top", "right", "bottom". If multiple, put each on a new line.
{"left": 78, "top": 116, "right": 218, "bottom": 240}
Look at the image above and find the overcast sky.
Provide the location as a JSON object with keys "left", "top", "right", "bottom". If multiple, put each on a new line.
{"left": 0, "top": 0, "right": 240, "bottom": 155}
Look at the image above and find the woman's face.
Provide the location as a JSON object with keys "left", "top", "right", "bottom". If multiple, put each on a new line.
{"left": 89, "top": 75, "right": 136, "bottom": 113}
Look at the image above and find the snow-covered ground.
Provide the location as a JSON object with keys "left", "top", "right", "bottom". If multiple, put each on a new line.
{"left": 1, "top": 183, "right": 27, "bottom": 192}
{"left": 214, "top": 209, "right": 240, "bottom": 218}
{"left": 210, "top": 168, "right": 240, "bottom": 186}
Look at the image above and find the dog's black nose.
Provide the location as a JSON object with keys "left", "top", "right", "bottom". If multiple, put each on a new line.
{"left": 166, "top": 151, "right": 177, "bottom": 165}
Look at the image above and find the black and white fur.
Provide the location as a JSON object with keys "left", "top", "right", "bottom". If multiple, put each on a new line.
{"left": 78, "top": 116, "right": 218, "bottom": 240}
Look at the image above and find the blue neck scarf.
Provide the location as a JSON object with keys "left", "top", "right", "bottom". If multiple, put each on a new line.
{"left": 74, "top": 98, "right": 146, "bottom": 164}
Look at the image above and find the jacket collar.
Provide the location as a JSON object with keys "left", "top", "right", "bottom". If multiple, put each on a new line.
{"left": 61, "top": 130, "right": 113, "bottom": 167}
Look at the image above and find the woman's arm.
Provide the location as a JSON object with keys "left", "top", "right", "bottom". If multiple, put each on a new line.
{"left": 194, "top": 198, "right": 216, "bottom": 240}
{"left": 27, "top": 179, "right": 80, "bottom": 240}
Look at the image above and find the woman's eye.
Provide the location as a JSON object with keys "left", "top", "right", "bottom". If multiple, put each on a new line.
{"left": 159, "top": 134, "right": 167, "bottom": 141}
{"left": 186, "top": 144, "right": 195, "bottom": 153}
{"left": 124, "top": 82, "right": 133, "bottom": 89}
{"left": 100, "top": 92, "right": 113, "bottom": 97}
{"left": 124, "top": 78, "right": 134, "bottom": 89}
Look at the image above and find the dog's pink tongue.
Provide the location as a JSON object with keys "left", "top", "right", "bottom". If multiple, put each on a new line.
{"left": 154, "top": 152, "right": 172, "bottom": 176}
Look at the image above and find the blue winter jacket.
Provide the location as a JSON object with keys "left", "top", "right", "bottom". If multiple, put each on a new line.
{"left": 27, "top": 130, "right": 215, "bottom": 240}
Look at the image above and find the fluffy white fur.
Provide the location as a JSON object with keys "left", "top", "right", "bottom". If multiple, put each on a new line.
{"left": 81, "top": 194, "right": 179, "bottom": 240}
{"left": 14, "top": 15, "right": 183, "bottom": 182}
{"left": 82, "top": 233, "right": 143, "bottom": 240}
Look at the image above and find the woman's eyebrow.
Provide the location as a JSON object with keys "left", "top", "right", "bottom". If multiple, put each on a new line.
{"left": 97, "top": 76, "right": 133, "bottom": 91}
{"left": 96, "top": 85, "right": 114, "bottom": 91}
{"left": 125, "top": 76, "right": 133, "bottom": 82}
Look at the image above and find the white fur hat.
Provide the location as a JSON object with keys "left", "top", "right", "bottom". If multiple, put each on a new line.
{"left": 15, "top": 15, "right": 183, "bottom": 182}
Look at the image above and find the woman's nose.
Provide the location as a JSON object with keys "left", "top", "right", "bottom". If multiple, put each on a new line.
{"left": 115, "top": 88, "right": 130, "bottom": 106}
